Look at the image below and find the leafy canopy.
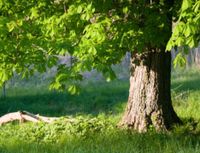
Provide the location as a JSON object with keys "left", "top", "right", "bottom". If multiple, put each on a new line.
{"left": 167, "top": 0, "right": 200, "bottom": 67}
{"left": 0, "top": 0, "right": 199, "bottom": 92}
{"left": 168, "top": 0, "right": 200, "bottom": 50}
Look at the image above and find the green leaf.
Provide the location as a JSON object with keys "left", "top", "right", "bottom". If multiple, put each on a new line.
{"left": 77, "top": 5, "right": 83, "bottom": 13}
{"left": 186, "top": 36, "right": 195, "bottom": 48}
{"left": 0, "top": 69, "right": 11, "bottom": 84}
{"left": 49, "top": 81, "right": 62, "bottom": 90}
{"left": 193, "top": 1, "right": 200, "bottom": 12}
{"left": 176, "top": 37, "right": 184, "bottom": 46}
{"left": 6, "top": 21, "right": 16, "bottom": 32}
{"left": 166, "top": 40, "right": 173, "bottom": 51}
{"left": 68, "top": 85, "right": 80, "bottom": 95}
{"left": 30, "top": 7, "right": 39, "bottom": 19}
{"left": 56, "top": 74, "right": 68, "bottom": 82}
{"left": 122, "top": 7, "right": 129, "bottom": 14}
{"left": 88, "top": 46, "right": 97, "bottom": 55}
{"left": 173, "top": 53, "right": 186, "bottom": 68}
{"left": 184, "top": 24, "right": 192, "bottom": 37}
{"left": 184, "top": 23, "right": 196, "bottom": 37}
{"left": 182, "top": 0, "right": 192, "bottom": 12}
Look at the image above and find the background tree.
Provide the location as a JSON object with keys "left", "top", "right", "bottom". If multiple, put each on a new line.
{"left": 0, "top": 0, "right": 200, "bottom": 132}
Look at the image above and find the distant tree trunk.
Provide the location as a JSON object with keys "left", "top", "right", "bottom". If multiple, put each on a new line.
{"left": 193, "top": 47, "right": 200, "bottom": 67}
{"left": 187, "top": 49, "right": 193, "bottom": 67}
{"left": 2, "top": 82, "right": 6, "bottom": 98}
{"left": 120, "top": 51, "right": 181, "bottom": 132}
{"left": 186, "top": 47, "right": 200, "bottom": 67}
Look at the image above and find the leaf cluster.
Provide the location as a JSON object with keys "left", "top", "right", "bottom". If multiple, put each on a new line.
{"left": 167, "top": 0, "right": 200, "bottom": 50}
{"left": 0, "top": 0, "right": 199, "bottom": 92}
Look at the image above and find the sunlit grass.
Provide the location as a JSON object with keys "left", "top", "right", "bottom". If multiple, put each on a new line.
{"left": 0, "top": 67, "right": 200, "bottom": 153}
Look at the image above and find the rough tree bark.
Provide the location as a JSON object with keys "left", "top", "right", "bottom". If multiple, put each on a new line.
{"left": 120, "top": 50, "right": 181, "bottom": 132}
{"left": 119, "top": 0, "right": 182, "bottom": 132}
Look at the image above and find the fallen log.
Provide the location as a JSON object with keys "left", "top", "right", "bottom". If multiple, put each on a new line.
{"left": 0, "top": 111, "right": 59, "bottom": 125}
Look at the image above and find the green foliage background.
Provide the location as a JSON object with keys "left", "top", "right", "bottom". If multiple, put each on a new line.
{"left": 1, "top": 0, "right": 199, "bottom": 92}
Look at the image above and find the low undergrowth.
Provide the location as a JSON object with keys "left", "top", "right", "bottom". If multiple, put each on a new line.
{"left": 0, "top": 119, "right": 200, "bottom": 153}
{"left": 0, "top": 115, "right": 115, "bottom": 143}
{"left": 0, "top": 67, "right": 200, "bottom": 153}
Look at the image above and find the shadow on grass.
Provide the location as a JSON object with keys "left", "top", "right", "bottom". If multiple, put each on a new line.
{"left": 171, "top": 68, "right": 200, "bottom": 94}
{"left": 0, "top": 81, "right": 129, "bottom": 117}
{"left": 172, "top": 77, "right": 200, "bottom": 93}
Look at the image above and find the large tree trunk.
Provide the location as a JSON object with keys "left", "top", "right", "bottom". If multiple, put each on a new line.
{"left": 120, "top": 51, "right": 181, "bottom": 132}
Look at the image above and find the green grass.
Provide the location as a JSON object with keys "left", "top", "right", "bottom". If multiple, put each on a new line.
{"left": 0, "top": 67, "right": 200, "bottom": 153}
{"left": 0, "top": 80, "right": 128, "bottom": 117}
{"left": 1, "top": 131, "right": 200, "bottom": 153}
{"left": 172, "top": 67, "right": 200, "bottom": 121}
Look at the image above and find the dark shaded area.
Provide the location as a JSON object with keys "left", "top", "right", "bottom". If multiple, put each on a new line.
{"left": 0, "top": 81, "right": 129, "bottom": 117}
{"left": 171, "top": 77, "right": 200, "bottom": 93}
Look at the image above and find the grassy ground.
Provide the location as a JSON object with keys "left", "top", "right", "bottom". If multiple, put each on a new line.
{"left": 0, "top": 67, "right": 200, "bottom": 153}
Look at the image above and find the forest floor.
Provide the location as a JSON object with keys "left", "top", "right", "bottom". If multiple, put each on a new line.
{"left": 0, "top": 67, "right": 200, "bottom": 153}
